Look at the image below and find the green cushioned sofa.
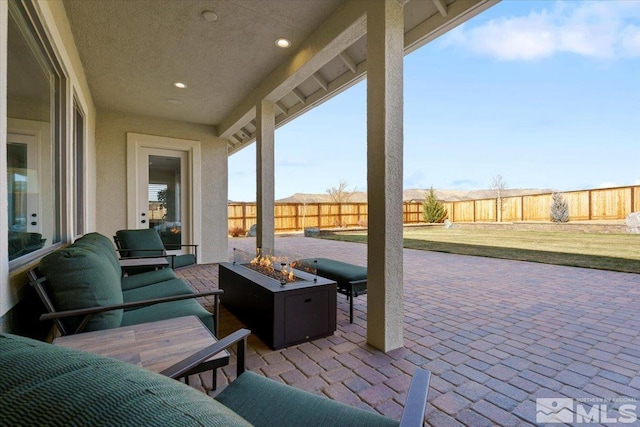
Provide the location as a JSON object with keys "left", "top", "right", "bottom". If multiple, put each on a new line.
{"left": 0, "top": 333, "right": 431, "bottom": 427}
{"left": 29, "top": 232, "right": 219, "bottom": 336}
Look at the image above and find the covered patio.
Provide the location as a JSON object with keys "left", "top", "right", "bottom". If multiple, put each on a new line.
{"left": 2, "top": 1, "right": 639, "bottom": 424}
{"left": 179, "top": 237, "right": 640, "bottom": 425}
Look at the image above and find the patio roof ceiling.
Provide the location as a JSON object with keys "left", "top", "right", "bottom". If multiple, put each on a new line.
{"left": 62, "top": 0, "right": 497, "bottom": 154}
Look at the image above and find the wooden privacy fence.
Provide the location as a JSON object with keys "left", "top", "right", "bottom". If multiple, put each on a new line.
{"left": 228, "top": 185, "right": 640, "bottom": 233}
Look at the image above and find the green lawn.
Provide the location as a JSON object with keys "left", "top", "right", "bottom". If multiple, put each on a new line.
{"left": 320, "top": 227, "right": 640, "bottom": 274}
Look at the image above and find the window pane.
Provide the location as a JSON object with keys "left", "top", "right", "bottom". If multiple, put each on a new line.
{"left": 148, "top": 155, "right": 182, "bottom": 249}
{"left": 7, "top": 4, "right": 58, "bottom": 262}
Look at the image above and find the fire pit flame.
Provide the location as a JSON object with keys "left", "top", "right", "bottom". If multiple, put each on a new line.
{"left": 247, "top": 254, "right": 300, "bottom": 284}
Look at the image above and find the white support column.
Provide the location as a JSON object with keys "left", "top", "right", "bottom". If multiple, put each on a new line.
{"left": 256, "top": 100, "right": 275, "bottom": 253}
{"left": 366, "top": 0, "right": 405, "bottom": 352}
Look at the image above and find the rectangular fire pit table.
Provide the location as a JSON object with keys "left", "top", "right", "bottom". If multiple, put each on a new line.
{"left": 219, "top": 262, "right": 336, "bottom": 350}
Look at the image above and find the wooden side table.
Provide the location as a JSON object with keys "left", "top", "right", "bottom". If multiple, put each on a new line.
{"left": 119, "top": 256, "right": 169, "bottom": 276}
{"left": 53, "top": 316, "right": 229, "bottom": 387}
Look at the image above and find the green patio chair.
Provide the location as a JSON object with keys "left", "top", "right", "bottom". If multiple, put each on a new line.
{"left": 115, "top": 228, "right": 198, "bottom": 271}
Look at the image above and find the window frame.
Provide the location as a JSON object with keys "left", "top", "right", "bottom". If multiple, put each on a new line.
{"left": 73, "top": 96, "right": 85, "bottom": 237}
{"left": 7, "top": 0, "right": 67, "bottom": 269}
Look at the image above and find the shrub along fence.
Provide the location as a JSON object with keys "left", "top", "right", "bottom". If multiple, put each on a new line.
{"left": 228, "top": 185, "right": 640, "bottom": 233}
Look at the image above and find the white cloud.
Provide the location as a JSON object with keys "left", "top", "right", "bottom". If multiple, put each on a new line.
{"left": 441, "top": 1, "right": 640, "bottom": 61}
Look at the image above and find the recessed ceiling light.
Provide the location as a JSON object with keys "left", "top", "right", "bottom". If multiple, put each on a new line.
{"left": 275, "top": 38, "right": 291, "bottom": 48}
{"left": 165, "top": 98, "right": 183, "bottom": 105}
{"left": 201, "top": 10, "right": 218, "bottom": 22}
{"left": 173, "top": 82, "right": 187, "bottom": 89}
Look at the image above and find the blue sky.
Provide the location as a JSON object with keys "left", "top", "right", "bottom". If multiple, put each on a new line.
{"left": 228, "top": 0, "right": 640, "bottom": 202}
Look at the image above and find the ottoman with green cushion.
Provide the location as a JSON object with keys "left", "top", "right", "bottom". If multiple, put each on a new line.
{"left": 0, "top": 333, "right": 250, "bottom": 427}
{"left": 296, "top": 258, "right": 367, "bottom": 323}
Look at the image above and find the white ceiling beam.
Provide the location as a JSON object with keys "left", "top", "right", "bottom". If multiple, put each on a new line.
{"left": 219, "top": 0, "right": 368, "bottom": 138}
{"left": 226, "top": 0, "right": 498, "bottom": 150}
{"left": 275, "top": 0, "right": 497, "bottom": 130}
{"left": 292, "top": 87, "right": 307, "bottom": 105}
{"left": 432, "top": 0, "right": 448, "bottom": 17}
{"left": 339, "top": 51, "right": 357, "bottom": 73}
{"left": 312, "top": 72, "right": 328, "bottom": 91}
{"left": 276, "top": 59, "right": 366, "bottom": 130}
{"left": 275, "top": 101, "right": 289, "bottom": 116}
{"left": 240, "top": 127, "right": 252, "bottom": 139}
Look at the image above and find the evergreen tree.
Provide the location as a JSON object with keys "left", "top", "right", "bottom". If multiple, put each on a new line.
{"left": 550, "top": 192, "right": 569, "bottom": 222}
{"left": 422, "top": 187, "right": 448, "bottom": 223}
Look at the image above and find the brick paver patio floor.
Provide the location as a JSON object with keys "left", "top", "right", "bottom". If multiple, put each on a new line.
{"left": 177, "top": 236, "right": 640, "bottom": 426}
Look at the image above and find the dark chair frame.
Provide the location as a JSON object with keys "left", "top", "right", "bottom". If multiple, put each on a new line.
{"left": 113, "top": 234, "right": 199, "bottom": 270}
{"left": 161, "top": 336, "right": 431, "bottom": 427}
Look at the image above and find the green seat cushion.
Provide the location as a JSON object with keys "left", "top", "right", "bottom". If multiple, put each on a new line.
{"left": 39, "top": 246, "right": 123, "bottom": 332}
{"left": 122, "top": 279, "right": 196, "bottom": 308}
{"left": 216, "top": 371, "right": 398, "bottom": 427}
{"left": 116, "top": 229, "right": 166, "bottom": 258}
{"left": 297, "top": 258, "right": 367, "bottom": 285}
{"left": 0, "top": 333, "right": 251, "bottom": 427}
{"left": 121, "top": 268, "right": 178, "bottom": 291}
{"left": 74, "top": 232, "right": 121, "bottom": 276}
{"left": 121, "top": 299, "right": 215, "bottom": 334}
{"left": 171, "top": 253, "right": 196, "bottom": 269}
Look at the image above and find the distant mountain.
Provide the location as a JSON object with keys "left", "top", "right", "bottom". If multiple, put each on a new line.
{"left": 275, "top": 188, "right": 554, "bottom": 203}
{"left": 277, "top": 192, "right": 368, "bottom": 203}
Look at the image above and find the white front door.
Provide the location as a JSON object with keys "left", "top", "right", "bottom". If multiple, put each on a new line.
{"left": 127, "top": 133, "right": 202, "bottom": 256}
{"left": 7, "top": 132, "right": 39, "bottom": 233}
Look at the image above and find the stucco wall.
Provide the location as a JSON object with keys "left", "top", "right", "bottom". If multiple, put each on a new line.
{"left": 95, "top": 109, "right": 228, "bottom": 263}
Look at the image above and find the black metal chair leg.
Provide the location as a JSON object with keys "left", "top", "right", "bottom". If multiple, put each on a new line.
{"left": 349, "top": 287, "right": 354, "bottom": 323}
